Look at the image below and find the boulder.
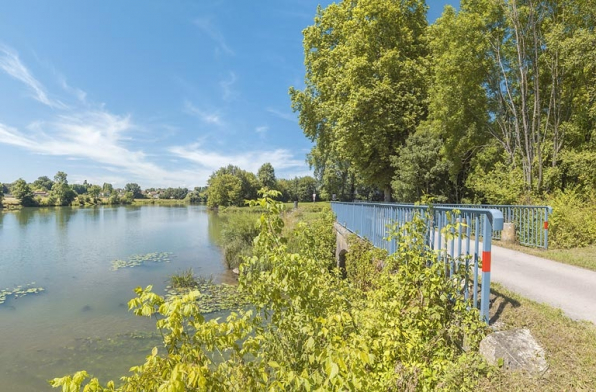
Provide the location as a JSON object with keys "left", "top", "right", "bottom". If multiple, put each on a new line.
{"left": 480, "top": 328, "right": 547, "bottom": 374}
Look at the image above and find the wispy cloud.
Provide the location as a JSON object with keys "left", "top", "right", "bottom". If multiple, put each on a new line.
{"left": 219, "top": 71, "right": 238, "bottom": 101}
{"left": 0, "top": 44, "right": 67, "bottom": 109}
{"left": 169, "top": 143, "right": 308, "bottom": 175}
{"left": 58, "top": 76, "right": 87, "bottom": 103}
{"left": 267, "top": 107, "right": 297, "bottom": 123}
{"left": 255, "top": 125, "right": 268, "bottom": 138}
{"left": 184, "top": 101, "right": 223, "bottom": 125}
{"left": 194, "top": 17, "right": 234, "bottom": 56}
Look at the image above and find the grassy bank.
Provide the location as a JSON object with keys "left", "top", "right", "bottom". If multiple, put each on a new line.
{"left": 132, "top": 198, "right": 189, "bottom": 205}
{"left": 479, "top": 283, "right": 596, "bottom": 390}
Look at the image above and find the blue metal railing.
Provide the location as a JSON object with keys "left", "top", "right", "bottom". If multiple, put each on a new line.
{"left": 437, "top": 204, "right": 552, "bottom": 249}
{"left": 331, "top": 202, "right": 504, "bottom": 323}
{"left": 351, "top": 201, "right": 552, "bottom": 248}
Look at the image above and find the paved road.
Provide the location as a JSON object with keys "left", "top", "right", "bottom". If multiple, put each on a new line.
{"left": 491, "top": 244, "right": 596, "bottom": 324}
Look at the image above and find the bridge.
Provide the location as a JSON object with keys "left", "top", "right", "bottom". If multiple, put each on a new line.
{"left": 330, "top": 202, "right": 553, "bottom": 324}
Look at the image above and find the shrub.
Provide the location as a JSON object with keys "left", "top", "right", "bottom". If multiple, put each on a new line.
{"left": 51, "top": 193, "right": 490, "bottom": 391}
{"left": 549, "top": 189, "right": 596, "bottom": 248}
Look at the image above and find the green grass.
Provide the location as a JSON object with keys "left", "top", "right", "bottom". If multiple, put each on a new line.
{"left": 170, "top": 268, "right": 198, "bottom": 289}
{"left": 133, "top": 198, "right": 189, "bottom": 205}
{"left": 478, "top": 283, "right": 596, "bottom": 391}
{"left": 495, "top": 241, "right": 596, "bottom": 272}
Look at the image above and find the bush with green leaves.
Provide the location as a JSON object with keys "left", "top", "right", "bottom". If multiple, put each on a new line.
{"left": 219, "top": 211, "right": 261, "bottom": 269}
{"left": 50, "top": 192, "right": 490, "bottom": 391}
{"left": 549, "top": 189, "right": 596, "bottom": 248}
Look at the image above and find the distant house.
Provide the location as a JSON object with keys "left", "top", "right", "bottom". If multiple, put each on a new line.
{"left": 33, "top": 191, "right": 49, "bottom": 197}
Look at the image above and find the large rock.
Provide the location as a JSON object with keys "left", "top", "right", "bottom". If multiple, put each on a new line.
{"left": 480, "top": 328, "right": 547, "bottom": 374}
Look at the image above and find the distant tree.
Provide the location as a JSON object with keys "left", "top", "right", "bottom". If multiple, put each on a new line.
{"left": 0, "top": 182, "right": 3, "bottom": 207}
{"left": 102, "top": 183, "right": 114, "bottom": 195}
{"left": 160, "top": 187, "right": 189, "bottom": 200}
{"left": 125, "top": 183, "right": 143, "bottom": 199}
{"left": 209, "top": 165, "right": 259, "bottom": 202}
{"left": 207, "top": 174, "right": 243, "bottom": 208}
{"left": 257, "top": 163, "right": 277, "bottom": 190}
{"left": 122, "top": 192, "right": 135, "bottom": 204}
{"left": 296, "top": 176, "right": 318, "bottom": 202}
{"left": 32, "top": 176, "right": 54, "bottom": 191}
{"left": 72, "top": 184, "right": 88, "bottom": 194}
{"left": 48, "top": 172, "right": 76, "bottom": 206}
{"left": 88, "top": 185, "right": 102, "bottom": 201}
{"left": 54, "top": 171, "right": 68, "bottom": 185}
{"left": 12, "top": 178, "right": 35, "bottom": 206}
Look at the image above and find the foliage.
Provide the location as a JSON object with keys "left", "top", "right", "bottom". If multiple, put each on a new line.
{"left": 0, "top": 182, "right": 3, "bottom": 207}
{"left": 206, "top": 165, "right": 260, "bottom": 208}
{"left": 257, "top": 162, "right": 277, "bottom": 190}
{"left": 49, "top": 172, "right": 77, "bottom": 206}
{"left": 206, "top": 173, "right": 243, "bottom": 208}
{"left": 124, "top": 183, "right": 143, "bottom": 199}
{"left": 169, "top": 269, "right": 198, "bottom": 289}
{"left": 32, "top": 176, "right": 54, "bottom": 191}
{"left": 391, "top": 128, "right": 452, "bottom": 202}
{"left": 219, "top": 211, "right": 260, "bottom": 269}
{"left": 290, "top": 0, "right": 429, "bottom": 200}
{"left": 51, "top": 192, "right": 490, "bottom": 391}
{"left": 102, "top": 183, "right": 114, "bottom": 195}
{"left": 11, "top": 178, "right": 36, "bottom": 206}
{"left": 548, "top": 189, "right": 596, "bottom": 248}
{"left": 159, "top": 187, "right": 189, "bottom": 200}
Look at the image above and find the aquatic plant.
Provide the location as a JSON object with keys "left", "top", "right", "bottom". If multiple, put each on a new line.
{"left": 165, "top": 274, "right": 246, "bottom": 314}
{"left": 0, "top": 282, "right": 45, "bottom": 305}
{"left": 110, "top": 252, "right": 172, "bottom": 271}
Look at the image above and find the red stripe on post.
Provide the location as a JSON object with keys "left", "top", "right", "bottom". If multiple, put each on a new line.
{"left": 482, "top": 251, "right": 491, "bottom": 272}
{"left": 544, "top": 221, "right": 549, "bottom": 229}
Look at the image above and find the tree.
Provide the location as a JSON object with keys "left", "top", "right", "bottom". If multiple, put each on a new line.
{"left": 32, "top": 176, "right": 54, "bottom": 191}
{"left": 206, "top": 173, "right": 243, "bottom": 208}
{"left": 54, "top": 171, "right": 68, "bottom": 185}
{"left": 102, "top": 183, "right": 114, "bottom": 195}
{"left": 124, "top": 183, "right": 143, "bottom": 199}
{"left": 0, "top": 182, "right": 3, "bottom": 207}
{"left": 11, "top": 178, "right": 35, "bottom": 206}
{"left": 207, "top": 165, "right": 259, "bottom": 205}
{"left": 72, "top": 184, "right": 87, "bottom": 194}
{"left": 160, "top": 187, "right": 189, "bottom": 200}
{"left": 257, "top": 163, "right": 277, "bottom": 190}
{"left": 290, "top": 0, "right": 429, "bottom": 201}
{"left": 49, "top": 172, "right": 76, "bottom": 206}
{"left": 391, "top": 128, "right": 452, "bottom": 202}
{"left": 88, "top": 185, "right": 102, "bottom": 201}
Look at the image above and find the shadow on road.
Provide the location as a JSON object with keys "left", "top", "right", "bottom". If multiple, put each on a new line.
{"left": 489, "top": 287, "right": 521, "bottom": 324}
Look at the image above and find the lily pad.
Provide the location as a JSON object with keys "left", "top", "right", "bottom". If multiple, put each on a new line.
{"left": 0, "top": 282, "right": 45, "bottom": 306}
{"left": 111, "top": 252, "right": 174, "bottom": 271}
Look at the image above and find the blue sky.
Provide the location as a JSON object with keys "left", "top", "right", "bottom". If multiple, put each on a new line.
{"left": 0, "top": 1, "right": 457, "bottom": 189}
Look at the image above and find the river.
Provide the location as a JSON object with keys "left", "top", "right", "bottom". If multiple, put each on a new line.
{"left": 0, "top": 205, "right": 232, "bottom": 391}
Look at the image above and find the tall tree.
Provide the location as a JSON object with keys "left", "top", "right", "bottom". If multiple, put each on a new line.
{"left": 125, "top": 183, "right": 143, "bottom": 199}
{"left": 291, "top": 0, "right": 429, "bottom": 201}
{"left": 257, "top": 163, "right": 277, "bottom": 190}
{"left": 12, "top": 178, "right": 35, "bottom": 206}
{"left": 102, "top": 183, "right": 114, "bottom": 195}
{"left": 32, "top": 176, "right": 55, "bottom": 191}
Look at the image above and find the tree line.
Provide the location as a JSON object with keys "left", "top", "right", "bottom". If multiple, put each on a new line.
{"left": 290, "top": 0, "right": 596, "bottom": 204}
{"left": 0, "top": 164, "right": 323, "bottom": 209}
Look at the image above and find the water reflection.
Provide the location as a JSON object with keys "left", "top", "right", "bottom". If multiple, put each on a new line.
{"left": 0, "top": 205, "right": 227, "bottom": 392}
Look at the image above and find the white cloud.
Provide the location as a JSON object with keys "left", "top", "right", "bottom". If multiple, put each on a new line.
{"left": 255, "top": 125, "right": 268, "bottom": 135}
{"left": 194, "top": 18, "right": 234, "bottom": 56}
{"left": 266, "top": 107, "right": 297, "bottom": 123}
{"left": 219, "top": 71, "right": 238, "bottom": 101}
{"left": 59, "top": 77, "right": 87, "bottom": 103}
{"left": 169, "top": 144, "right": 309, "bottom": 176}
{"left": 0, "top": 44, "right": 67, "bottom": 109}
{"left": 184, "top": 101, "right": 223, "bottom": 125}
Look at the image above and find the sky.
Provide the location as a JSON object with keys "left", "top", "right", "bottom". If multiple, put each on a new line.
{"left": 0, "top": 1, "right": 457, "bottom": 189}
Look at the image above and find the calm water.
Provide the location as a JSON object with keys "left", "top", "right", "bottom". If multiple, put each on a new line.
{"left": 0, "top": 205, "right": 231, "bottom": 391}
